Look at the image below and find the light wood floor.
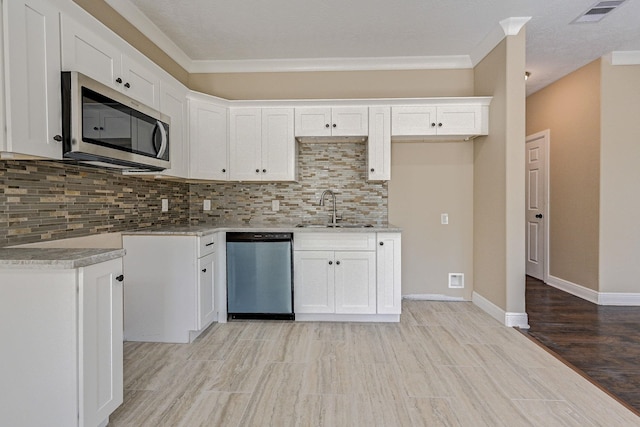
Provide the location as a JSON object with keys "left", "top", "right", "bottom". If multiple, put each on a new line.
{"left": 110, "top": 301, "right": 638, "bottom": 426}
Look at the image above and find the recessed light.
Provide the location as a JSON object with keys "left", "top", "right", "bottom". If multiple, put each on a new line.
{"left": 572, "top": 0, "right": 627, "bottom": 24}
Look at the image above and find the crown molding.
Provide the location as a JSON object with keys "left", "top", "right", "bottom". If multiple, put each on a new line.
{"left": 470, "top": 17, "right": 531, "bottom": 66}
{"left": 189, "top": 55, "right": 473, "bottom": 74}
{"left": 104, "top": 1, "right": 526, "bottom": 74}
{"left": 104, "top": 0, "right": 193, "bottom": 70}
{"left": 609, "top": 51, "right": 640, "bottom": 65}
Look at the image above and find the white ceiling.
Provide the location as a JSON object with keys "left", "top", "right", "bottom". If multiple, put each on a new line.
{"left": 111, "top": 0, "right": 640, "bottom": 95}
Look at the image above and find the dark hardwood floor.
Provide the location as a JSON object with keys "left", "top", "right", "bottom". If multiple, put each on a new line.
{"left": 523, "top": 276, "right": 640, "bottom": 415}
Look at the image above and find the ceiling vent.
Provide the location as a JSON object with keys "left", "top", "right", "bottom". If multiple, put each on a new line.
{"left": 572, "top": 1, "right": 627, "bottom": 23}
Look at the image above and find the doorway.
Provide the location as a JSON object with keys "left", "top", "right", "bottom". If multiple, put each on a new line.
{"left": 525, "top": 130, "right": 549, "bottom": 281}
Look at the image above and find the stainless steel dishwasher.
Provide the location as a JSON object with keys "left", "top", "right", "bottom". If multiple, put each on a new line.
{"left": 226, "top": 232, "right": 294, "bottom": 320}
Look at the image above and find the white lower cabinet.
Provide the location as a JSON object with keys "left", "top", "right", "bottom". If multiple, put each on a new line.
{"left": 294, "top": 232, "right": 397, "bottom": 320}
{"left": 376, "top": 233, "right": 402, "bottom": 314}
{"left": 0, "top": 258, "right": 124, "bottom": 427}
{"left": 122, "top": 233, "right": 218, "bottom": 343}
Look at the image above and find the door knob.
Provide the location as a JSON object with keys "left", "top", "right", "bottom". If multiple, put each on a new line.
{"left": 535, "top": 214, "right": 543, "bottom": 219}
{"left": 124, "top": 82, "right": 131, "bottom": 88}
{"left": 115, "top": 275, "right": 124, "bottom": 282}
{"left": 336, "top": 261, "right": 341, "bottom": 265}
{"left": 53, "top": 135, "right": 63, "bottom": 142}
{"left": 328, "top": 261, "right": 333, "bottom": 265}
{"left": 115, "top": 77, "right": 122, "bottom": 84}
{"left": 202, "top": 268, "right": 207, "bottom": 273}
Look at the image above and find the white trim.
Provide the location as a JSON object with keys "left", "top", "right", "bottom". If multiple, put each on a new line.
{"left": 525, "top": 130, "right": 551, "bottom": 283}
{"left": 403, "top": 294, "right": 465, "bottom": 302}
{"left": 546, "top": 275, "right": 599, "bottom": 304}
{"left": 499, "top": 17, "right": 531, "bottom": 36}
{"left": 610, "top": 51, "right": 640, "bottom": 66}
{"left": 189, "top": 56, "right": 473, "bottom": 74}
{"left": 472, "top": 292, "right": 529, "bottom": 328}
{"left": 470, "top": 17, "right": 531, "bottom": 66}
{"left": 98, "top": 3, "right": 529, "bottom": 74}
{"left": 104, "top": 0, "right": 193, "bottom": 71}
{"left": 598, "top": 293, "right": 640, "bottom": 306}
{"left": 295, "top": 313, "right": 400, "bottom": 322}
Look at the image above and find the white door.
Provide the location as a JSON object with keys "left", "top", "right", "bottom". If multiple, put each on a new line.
{"left": 4, "top": 0, "right": 63, "bottom": 159}
{"left": 261, "top": 108, "right": 295, "bottom": 181}
{"left": 189, "top": 100, "right": 228, "bottom": 180}
{"left": 80, "top": 259, "right": 123, "bottom": 427}
{"left": 229, "top": 108, "right": 262, "bottom": 181}
{"left": 197, "top": 253, "right": 216, "bottom": 329}
{"left": 294, "top": 251, "right": 335, "bottom": 313}
{"left": 331, "top": 107, "right": 368, "bottom": 136}
{"left": 334, "top": 251, "right": 376, "bottom": 314}
{"left": 367, "top": 107, "right": 391, "bottom": 181}
{"left": 525, "top": 130, "right": 549, "bottom": 280}
{"left": 121, "top": 55, "right": 161, "bottom": 109}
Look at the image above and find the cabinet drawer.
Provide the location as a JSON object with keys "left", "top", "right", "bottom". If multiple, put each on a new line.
{"left": 198, "top": 233, "right": 217, "bottom": 257}
{"left": 294, "top": 233, "right": 375, "bottom": 251}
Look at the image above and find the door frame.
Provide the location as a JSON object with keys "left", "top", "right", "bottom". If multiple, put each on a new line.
{"left": 525, "top": 129, "right": 550, "bottom": 283}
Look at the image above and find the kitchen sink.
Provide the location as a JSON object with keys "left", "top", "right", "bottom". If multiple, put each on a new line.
{"left": 295, "top": 223, "right": 374, "bottom": 228}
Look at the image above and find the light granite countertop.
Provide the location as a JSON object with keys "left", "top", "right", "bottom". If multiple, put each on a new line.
{"left": 0, "top": 248, "right": 126, "bottom": 269}
{"left": 122, "top": 222, "right": 402, "bottom": 237}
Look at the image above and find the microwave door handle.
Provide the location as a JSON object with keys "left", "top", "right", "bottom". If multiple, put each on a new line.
{"left": 153, "top": 121, "right": 168, "bottom": 159}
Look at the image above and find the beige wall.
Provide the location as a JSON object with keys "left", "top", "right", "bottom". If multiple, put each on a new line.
{"left": 526, "top": 60, "right": 601, "bottom": 291}
{"left": 473, "top": 29, "right": 527, "bottom": 313}
{"left": 72, "top": 0, "right": 189, "bottom": 85}
{"left": 599, "top": 61, "right": 640, "bottom": 293}
{"left": 389, "top": 142, "right": 474, "bottom": 299}
{"left": 189, "top": 70, "right": 474, "bottom": 100}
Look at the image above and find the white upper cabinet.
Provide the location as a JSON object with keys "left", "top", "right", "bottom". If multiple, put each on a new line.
{"left": 391, "top": 101, "right": 489, "bottom": 140}
{"left": 295, "top": 107, "right": 368, "bottom": 137}
{"left": 229, "top": 107, "right": 296, "bottom": 181}
{"left": 189, "top": 96, "right": 228, "bottom": 181}
{"left": 262, "top": 108, "right": 296, "bottom": 181}
{"left": 158, "top": 80, "right": 189, "bottom": 178}
{"left": 367, "top": 106, "right": 391, "bottom": 181}
{"left": 1, "top": 0, "right": 63, "bottom": 159}
{"left": 61, "top": 14, "right": 160, "bottom": 109}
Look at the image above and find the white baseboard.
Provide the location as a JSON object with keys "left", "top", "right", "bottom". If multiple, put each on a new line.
{"left": 546, "top": 275, "right": 640, "bottom": 306}
{"left": 546, "top": 275, "right": 599, "bottom": 304}
{"left": 598, "top": 292, "right": 640, "bottom": 306}
{"left": 403, "top": 294, "right": 466, "bottom": 302}
{"left": 472, "top": 292, "right": 529, "bottom": 328}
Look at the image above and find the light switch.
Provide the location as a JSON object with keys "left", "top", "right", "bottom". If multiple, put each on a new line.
{"left": 203, "top": 200, "right": 211, "bottom": 211}
{"left": 161, "top": 199, "right": 169, "bottom": 212}
{"left": 441, "top": 213, "right": 449, "bottom": 225}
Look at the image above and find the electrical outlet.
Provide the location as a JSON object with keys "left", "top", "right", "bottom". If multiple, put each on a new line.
{"left": 203, "top": 200, "right": 211, "bottom": 211}
{"left": 161, "top": 199, "right": 168, "bottom": 212}
{"left": 441, "top": 213, "right": 449, "bottom": 225}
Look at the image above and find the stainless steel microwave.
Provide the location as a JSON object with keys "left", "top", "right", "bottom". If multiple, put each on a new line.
{"left": 61, "top": 71, "right": 170, "bottom": 171}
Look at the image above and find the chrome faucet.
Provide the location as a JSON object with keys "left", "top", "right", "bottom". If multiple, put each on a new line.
{"left": 319, "top": 189, "right": 339, "bottom": 225}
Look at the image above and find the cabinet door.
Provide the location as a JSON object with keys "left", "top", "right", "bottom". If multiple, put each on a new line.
{"left": 61, "top": 14, "right": 122, "bottom": 91}
{"left": 376, "top": 233, "right": 402, "bottom": 314}
{"left": 294, "top": 251, "right": 335, "bottom": 313}
{"left": 121, "top": 55, "right": 161, "bottom": 109}
{"left": 391, "top": 106, "right": 437, "bottom": 136}
{"left": 334, "top": 251, "right": 376, "bottom": 314}
{"left": 262, "top": 108, "right": 296, "bottom": 181}
{"left": 189, "top": 100, "right": 228, "bottom": 180}
{"left": 158, "top": 81, "right": 189, "bottom": 178}
{"left": 229, "top": 108, "right": 262, "bottom": 181}
{"left": 198, "top": 253, "right": 216, "bottom": 329}
{"left": 294, "top": 107, "right": 331, "bottom": 137}
{"left": 331, "top": 107, "right": 368, "bottom": 136}
{"left": 367, "top": 107, "right": 391, "bottom": 181}
{"left": 80, "top": 259, "right": 123, "bottom": 427}
{"left": 3, "top": 0, "right": 62, "bottom": 159}
{"left": 436, "top": 105, "right": 482, "bottom": 136}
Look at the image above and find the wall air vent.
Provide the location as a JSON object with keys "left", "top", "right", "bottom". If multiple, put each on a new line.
{"left": 572, "top": 0, "right": 627, "bottom": 23}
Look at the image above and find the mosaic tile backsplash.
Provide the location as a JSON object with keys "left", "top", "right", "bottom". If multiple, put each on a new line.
{"left": 0, "top": 142, "right": 387, "bottom": 246}
{"left": 190, "top": 142, "right": 387, "bottom": 226}
{"left": 0, "top": 161, "right": 190, "bottom": 246}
